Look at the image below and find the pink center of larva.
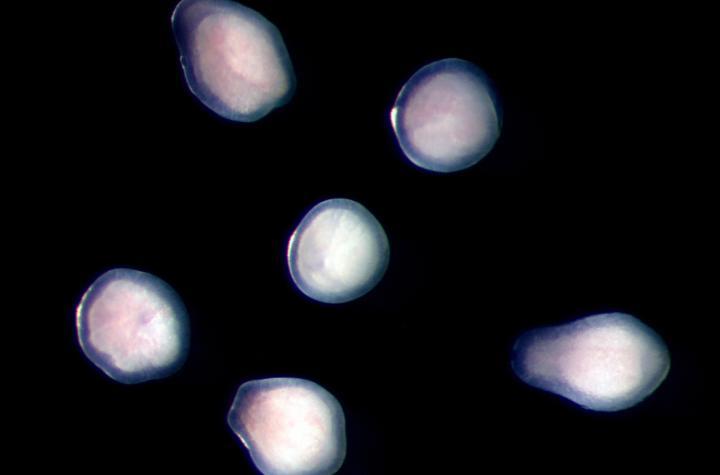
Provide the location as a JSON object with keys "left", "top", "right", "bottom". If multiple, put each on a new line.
{"left": 240, "top": 386, "right": 333, "bottom": 471}
{"left": 193, "top": 13, "right": 284, "bottom": 112}
{"left": 403, "top": 72, "right": 489, "bottom": 160}
{"left": 86, "top": 280, "right": 178, "bottom": 372}
{"left": 559, "top": 327, "right": 644, "bottom": 398}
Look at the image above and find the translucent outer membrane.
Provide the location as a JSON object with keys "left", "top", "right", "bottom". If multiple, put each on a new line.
{"left": 171, "top": 0, "right": 295, "bottom": 122}
{"left": 511, "top": 313, "right": 671, "bottom": 412}
{"left": 227, "top": 378, "right": 346, "bottom": 475}
{"left": 76, "top": 268, "right": 190, "bottom": 384}
{"left": 391, "top": 58, "right": 502, "bottom": 173}
{"left": 287, "top": 198, "right": 390, "bottom": 304}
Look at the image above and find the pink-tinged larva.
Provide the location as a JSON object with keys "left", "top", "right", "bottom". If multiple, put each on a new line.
{"left": 391, "top": 58, "right": 501, "bottom": 173}
{"left": 227, "top": 378, "right": 346, "bottom": 475}
{"left": 172, "top": 0, "right": 295, "bottom": 122}
{"left": 76, "top": 268, "right": 190, "bottom": 384}
{"left": 511, "top": 313, "right": 670, "bottom": 411}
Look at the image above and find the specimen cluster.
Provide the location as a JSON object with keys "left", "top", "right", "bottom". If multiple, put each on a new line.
{"left": 73, "top": 1, "right": 671, "bottom": 475}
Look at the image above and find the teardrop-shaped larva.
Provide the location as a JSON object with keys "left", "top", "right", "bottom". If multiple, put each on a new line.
{"left": 511, "top": 313, "right": 670, "bottom": 411}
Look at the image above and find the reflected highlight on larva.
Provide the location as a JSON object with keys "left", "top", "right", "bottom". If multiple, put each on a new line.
{"left": 511, "top": 313, "right": 670, "bottom": 412}
{"left": 76, "top": 268, "right": 190, "bottom": 384}
{"left": 227, "top": 378, "right": 347, "bottom": 475}
{"left": 287, "top": 198, "right": 390, "bottom": 304}
{"left": 391, "top": 58, "right": 501, "bottom": 173}
{"left": 171, "top": 0, "right": 295, "bottom": 122}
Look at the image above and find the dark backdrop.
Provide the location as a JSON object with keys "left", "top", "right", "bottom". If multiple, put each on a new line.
{"left": 35, "top": 1, "right": 711, "bottom": 472}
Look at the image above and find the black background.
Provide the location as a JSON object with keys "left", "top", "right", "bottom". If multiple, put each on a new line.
{"left": 34, "top": 1, "right": 712, "bottom": 472}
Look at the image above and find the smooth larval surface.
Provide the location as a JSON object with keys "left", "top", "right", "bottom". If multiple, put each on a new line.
{"left": 172, "top": 0, "right": 295, "bottom": 121}
{"left": 511, "top": 313, "right": 670, "bottom": 411}
{"left": 391, "top": 58, "right": 501, "bottom": 173}
{"left": 287, "top": 198, "right": 390, "bottom": 304}
{"left": 227, "top": 378, "right": 346, "bottom": 475}
{"left": 76, "top": 268, "right": 190, "bottom": 384}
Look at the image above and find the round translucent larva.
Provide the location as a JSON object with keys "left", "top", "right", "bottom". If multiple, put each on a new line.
{"left": 391, "top": 58, "right": 502, "bottom": 173}
{"left": 171, "top": 0, "right": 295, "bottom": 122}
{"left": 76, "top": 268, "right": 190, "bottom": 384}
{"left": 227, "top": 378, "right": 347, "bottom": 475}
{"left": 511, "top": 312, "right": 671, "bottom": 411}
{"left": 287, "top": 198, "right": 390, "bottom": 304}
